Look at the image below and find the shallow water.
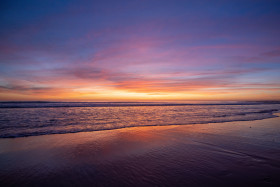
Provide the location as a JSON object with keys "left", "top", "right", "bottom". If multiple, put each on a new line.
{"left": 0, "top": 102, "right": 279, "bottom": 138}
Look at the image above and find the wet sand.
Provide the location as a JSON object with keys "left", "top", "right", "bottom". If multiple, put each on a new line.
{"left": 0, "top": 114, "right": 280, "bottom": 186}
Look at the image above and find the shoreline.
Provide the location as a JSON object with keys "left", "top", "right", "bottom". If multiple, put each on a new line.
{"left": 1, "top": 114, "right": 280, "bottom": 186}
{"left": 1, "top": 112, "right": 279, "bottom": 139}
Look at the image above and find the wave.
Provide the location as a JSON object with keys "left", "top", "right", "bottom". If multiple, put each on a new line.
{"left": 214, "top": 109, "right": 279, "bottom": 117}
{"left": 1, "top": 101, "right": 280, "bottom": 108}
{"left": 0, "top": 110, "right": 278, "bottom": 138}
{"left": 1, "top": 102, "right": 279, "bottom": 138}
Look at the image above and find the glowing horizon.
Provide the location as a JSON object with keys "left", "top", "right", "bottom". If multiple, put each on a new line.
{"left": 1, "top": 0, "right": 280, "bottom": 101}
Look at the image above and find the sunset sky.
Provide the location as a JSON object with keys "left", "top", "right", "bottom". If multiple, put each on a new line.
{"left": 0, "top": 0, "right": 280, "bottom": 101}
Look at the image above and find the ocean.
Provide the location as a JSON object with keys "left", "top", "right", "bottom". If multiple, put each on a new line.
{"left": 0, "top": 101, "right": 279, "bottom": 138}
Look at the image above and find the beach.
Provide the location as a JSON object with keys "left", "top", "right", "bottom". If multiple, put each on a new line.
{"left": 1, "top": 0, "right": 280, "bottom": 186}
{"left": 0, "top": 114, "right": 279, "bottom": 186}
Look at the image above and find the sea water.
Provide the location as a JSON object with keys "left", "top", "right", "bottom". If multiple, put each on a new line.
{"left": 0, "top": 101, "right": 279, "bottom": 138}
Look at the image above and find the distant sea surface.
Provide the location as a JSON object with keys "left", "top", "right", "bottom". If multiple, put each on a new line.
{"left": 0, "top": 101, "right": 279, "bottom": 138}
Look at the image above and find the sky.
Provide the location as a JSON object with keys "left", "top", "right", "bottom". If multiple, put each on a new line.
{"left": 0, "top": 0, "right": 280, "bottom": 101}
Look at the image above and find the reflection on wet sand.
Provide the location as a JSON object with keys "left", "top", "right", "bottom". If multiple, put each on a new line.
{"left": 0, "top": 115, "right": 280, "bottom": 186}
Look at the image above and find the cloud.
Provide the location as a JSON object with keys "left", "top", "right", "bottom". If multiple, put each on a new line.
{"left": 8, "top": 66, "right": 274, "bottom": 94}
{"left": 1, "top": 0, "right": 280, "bottom": 100}
{"left": 261, "top": 50, "right": 280, "bottom": 57}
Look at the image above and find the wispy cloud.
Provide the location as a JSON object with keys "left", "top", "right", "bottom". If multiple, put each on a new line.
{"left": 0, "top": 0, "right": 280, "bottom": 100}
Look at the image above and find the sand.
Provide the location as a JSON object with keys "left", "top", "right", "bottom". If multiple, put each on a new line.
{"left": 0, "top": 114, "right": 280, "bottom": 186}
